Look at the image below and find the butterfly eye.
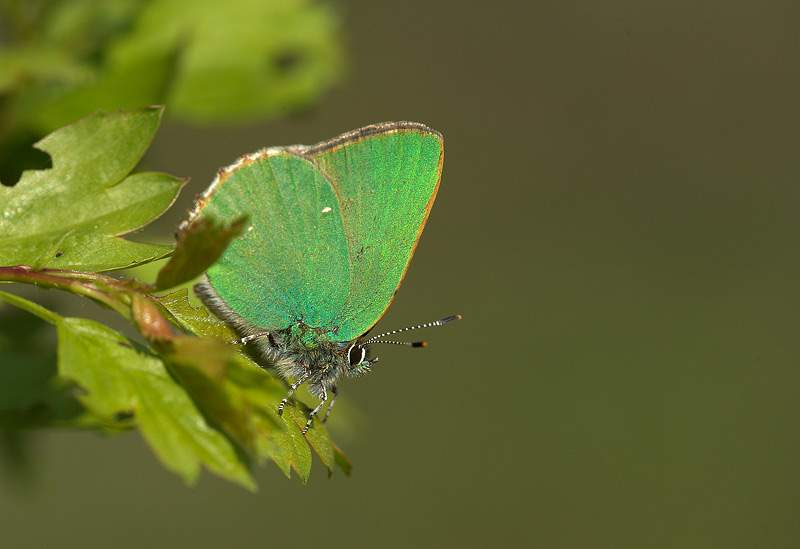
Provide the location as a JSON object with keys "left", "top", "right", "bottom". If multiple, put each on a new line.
{"left": 347, "top": 343, "right": 366, "bottom": 366}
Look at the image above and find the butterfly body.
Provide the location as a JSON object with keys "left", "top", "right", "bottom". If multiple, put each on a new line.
{"left": 196, "top": 282, "right": 371, "bottom": 403}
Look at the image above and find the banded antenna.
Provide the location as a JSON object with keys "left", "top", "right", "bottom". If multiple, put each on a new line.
{"left": 364, "top": 314, "right": 462, "bottom": 347}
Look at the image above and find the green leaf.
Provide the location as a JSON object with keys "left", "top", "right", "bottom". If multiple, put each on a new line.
{"left": 56, "top": 316, "right": 255, "bottom": 489}
{"left": 1, "top": 282, "right": 348, "bottom": 483}
{"left": 0, "top": 107, "right": 186, "bottom": 272}
{"left": 155, "top": 289, "right": 238, "bottom": 341}
{"left": 0, "top": 291, "right": 126, "bottom": 431}
{"left": 30, "top": 38, "right": 179, "bottom": 134}
{"left": 154, "top": 311, "right": 336, "bottom": 482}
{"left": 138, "top": 0, "right": 344, "bottom": 123}
{"left": 155, "top": 290, "right": 341, "bottom": 480}
{"left": 269, "top": 407, "right": 313, "bottom": 483}
{"left": 0, "top": 0, "right": 343, "bottom": 132}
{"left": 0, "top": 294, "right": 85, "bottom": 429}
{"left": 333, "top": 443, "right": 352, "bottom": 476}
{"left": 302, "top": 408, "right": 335, "bottom": 474}
{"left": 158, "top": 336, "right": 275, "bottom": 452}
{"left": 155, "top": 216, "right": 248, "bottom": 291}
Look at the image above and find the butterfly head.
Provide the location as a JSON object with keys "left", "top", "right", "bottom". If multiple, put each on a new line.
{"left": 342, "top": 340, "right": 377, "bottom": 377}
{"left": 341, "top": 314, "right": 462, "bottom": 376}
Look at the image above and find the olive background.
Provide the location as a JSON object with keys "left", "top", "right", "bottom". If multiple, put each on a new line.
{"left": 3, "top": 2, "right": 800, "bottom": 547}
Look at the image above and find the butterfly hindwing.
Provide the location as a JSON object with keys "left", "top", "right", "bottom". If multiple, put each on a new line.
{"left": 302, "top": 123, "right": 444, "bottom": 339}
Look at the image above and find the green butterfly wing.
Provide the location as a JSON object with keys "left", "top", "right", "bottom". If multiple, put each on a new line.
{"left": 303, "top": 123, "right": 444, "bottom": 339}
{"left": 193, "top": 122, "right": 443, "bottom": 342}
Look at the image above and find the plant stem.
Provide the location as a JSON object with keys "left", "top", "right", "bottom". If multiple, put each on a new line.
{"left": 0, "top": 265, "right": 174, "bottom": 340}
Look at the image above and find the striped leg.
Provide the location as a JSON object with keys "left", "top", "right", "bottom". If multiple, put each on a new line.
{"left": 322, "top": 385, "right": 339, "bottom": 423}
{"left": 277, "top": 371, "right": 310, "bottom": 417}
{"left": 302, "top": 386, "right": 327, "bottom": 434}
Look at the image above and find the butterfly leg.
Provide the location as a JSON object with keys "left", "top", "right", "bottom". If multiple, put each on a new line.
{"left": 322, "top": 385, "right": 339, "bottom": 423}
{"left": 302, "top": 386, "right": 328, "bottom": 434}
{"left": 277, "top": 371, "right": 310, "bottom": 417}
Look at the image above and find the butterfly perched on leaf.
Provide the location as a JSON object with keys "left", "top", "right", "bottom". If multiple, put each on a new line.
{"left": 184, "top": 122, "right": 459, "bottom": 433}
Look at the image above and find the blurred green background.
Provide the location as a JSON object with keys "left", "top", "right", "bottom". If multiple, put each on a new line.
{"left": 2, "top": 1, "right": 800, "bottom": 547}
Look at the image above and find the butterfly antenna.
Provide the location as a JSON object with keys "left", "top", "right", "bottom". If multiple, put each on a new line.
{"left": 370, "top": 340, "right": 428, "bottom": 348}
{"left": 364, "top": 314, "right": 461, "bottom": 346}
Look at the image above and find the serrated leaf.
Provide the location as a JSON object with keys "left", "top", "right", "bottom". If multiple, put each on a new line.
{"left": 302, "top": 410, "right": 335, "bottom": 473}
{"left": 1, "top": 281, "right": 347, "bottom": 483}
{"left": 155, "top": 327, "right": 330, "bottom": 478}
{"left": 56, "top": 316, "right": 255, "bottom": 489}
{"left": 159, "top": 336, "right": 271, "bottom": 452}
{"left": 154, "top": 291, "right": 340, "bottom": 480}
{"left": 270, "top": 407, "right": 313, "bottom": 483}
{"left": 0, "top": 107, "right": 186, "bottom": 272}
{"left": 155, "top": 216, "right": 248, "bottom": 291}
{"left": 155, "top": 297, "right": 338, "bottom": 480}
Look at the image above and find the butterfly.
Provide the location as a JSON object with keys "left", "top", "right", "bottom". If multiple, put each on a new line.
{"left": 186, "top": 122, "right": 459, "bottom": 433}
